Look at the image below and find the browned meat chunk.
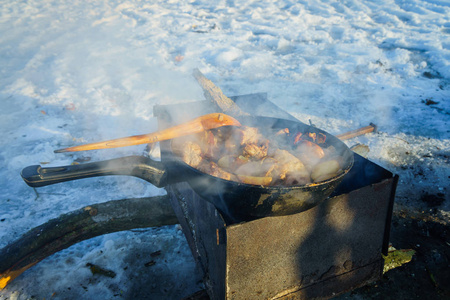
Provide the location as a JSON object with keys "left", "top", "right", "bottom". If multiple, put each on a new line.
{"left": 180, "top": 141, "right": 203, "bottom": 168}
{"left": 295, "top": 140, "right": 324, "bottom": 158}
{"left": 217, "top": 155, "right": 249, "bottom": 171}
{"left": 235, "top": 157, "right": 277, "bottom": 177}
{"left": 293, "top": 140, "right": 325, "bottom": 171}
{"left": 270, "top": 149, "right": 310, "bottom": 185}
{"left": 242, "top": 143, "right": 268, "bottom": 160}
{"left": 226, "top": 126, "right": 265, "bottom": 146}
{"left": 240, "top": 126, "right": 261, "bottom": 145}
{"left": 173, "top": 125, "right": 339, "bottom": 187}
{"left": 311, "top": 159, "right": 340, "bottom": 182}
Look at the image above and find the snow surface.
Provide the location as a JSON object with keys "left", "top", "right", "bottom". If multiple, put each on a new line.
{"left": 0, "top": 0, "right": 449, "bottom": 299}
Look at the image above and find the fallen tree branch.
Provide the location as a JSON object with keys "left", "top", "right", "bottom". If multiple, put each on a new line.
{"left": 0, "top": 195, "right": 178, "bottom": 289}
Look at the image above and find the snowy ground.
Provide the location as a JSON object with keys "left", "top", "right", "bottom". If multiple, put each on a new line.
{"left": 0, "top": 0, "right": 449, "bottom": 299}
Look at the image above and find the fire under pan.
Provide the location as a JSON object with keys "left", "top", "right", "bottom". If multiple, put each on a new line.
{"left": 154, "top": 93, "right": 398, "bottom": 300}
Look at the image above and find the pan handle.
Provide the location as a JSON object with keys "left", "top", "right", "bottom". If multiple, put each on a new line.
{"left": 21, "top": 156, "right": 168, "bottom": 188}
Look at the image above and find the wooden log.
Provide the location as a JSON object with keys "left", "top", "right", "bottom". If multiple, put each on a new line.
{"left": 192, "top": 68, "right": 249, "bottom": 117}
{"left": 0, "top": 195, "right": 178, "bottom": 289}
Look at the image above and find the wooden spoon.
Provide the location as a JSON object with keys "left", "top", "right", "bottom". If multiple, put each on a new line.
{"left": 54, "top": 113, "right": 241, "bottom": 153}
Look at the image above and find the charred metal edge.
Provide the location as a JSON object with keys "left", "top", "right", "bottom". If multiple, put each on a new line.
{"left": 382, "top": 174, "right": 399, "bottom": 255}
{"left": 272, "top": 259, "right": 384, "bottom": 299}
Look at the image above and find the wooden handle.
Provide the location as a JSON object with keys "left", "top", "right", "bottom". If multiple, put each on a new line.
{"left": 193, "top": 68, "right": 249, "bottom": 117}
{"left": 336, "top": 123, "right": 377, "bottom": 140}
{"left": 54, "top": 113, "right": 241, "bottom": 153}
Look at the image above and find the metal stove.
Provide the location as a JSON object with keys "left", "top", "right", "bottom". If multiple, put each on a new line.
{"left": 154, "top": 93, "right": 398, "bottom": 300}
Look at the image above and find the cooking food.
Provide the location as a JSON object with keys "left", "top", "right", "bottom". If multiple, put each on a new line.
{"left": 172, "top": 125, "right": 345, "bottom": 186}
{"left": 50, "top": 111, "right": 349, "bottom": 188}
{"left": 22, "top": 114, "right": 354, "bottom": 222}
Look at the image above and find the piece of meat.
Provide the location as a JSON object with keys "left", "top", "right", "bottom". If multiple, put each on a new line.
{"left": 217, "top": 155, "right": 249, "bottom": 172}
{"left": 180, "top": 141, "right": 203, "bottom": 168}
{"left": 226, "top": 126, "right": 265, "bottom": 146}
{"left": 240, "top": 126, "right": 261, "bottom": 145}
{"left": 275, "top": 128, "right": 289, "bottom": 136}
{"left": 242, "top": 143, "right": 268, "bottom": 160}
{"left": 222, "top": 126, "right": 267, "bottom": 156}
{"left": 217, "top": 155, "right": 236, "bottom": 170}
{"left": 235, "top": 157, "right": 277, "bottom": 177}
{"left": 293, "top": 140, "right": 325, "bottom": 171}
{"left": 295, "top": 140, "right": 325, "bottom": 158}
{"left": 270, "top": 149, "right": 310, "bottom": 185}
{"left": 197, "top": 130, "right": 221, "bottom": 160}
{"left": 311, "top": 159, "right": 340, "bottom": 182}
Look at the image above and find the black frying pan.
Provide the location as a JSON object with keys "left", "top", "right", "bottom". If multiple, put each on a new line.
{"left": 21, "top": 116, "right": 354, "bottom": 223}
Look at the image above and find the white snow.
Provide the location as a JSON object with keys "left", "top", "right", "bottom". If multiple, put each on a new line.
{"left": 0, "top": 0, "right": 449, "bottom": 299}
